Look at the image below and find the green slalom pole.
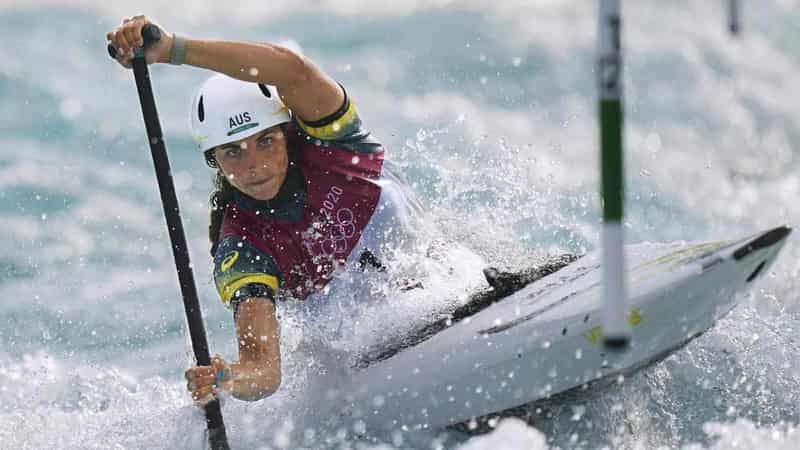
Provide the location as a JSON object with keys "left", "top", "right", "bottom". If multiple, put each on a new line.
{"left": 728, "top": 0, "right": 741, "bottom": 35}
{"left": 598, "top": 0, "right": 630, "bottom": 350}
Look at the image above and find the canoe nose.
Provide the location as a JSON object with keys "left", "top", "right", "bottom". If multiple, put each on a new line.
{"left": 733, "top": 226, "right": 792, "bottom": 261}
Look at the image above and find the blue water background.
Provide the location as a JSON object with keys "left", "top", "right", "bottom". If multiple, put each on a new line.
{"left": 0, "top": 1, "right": 799, "bottom": 449}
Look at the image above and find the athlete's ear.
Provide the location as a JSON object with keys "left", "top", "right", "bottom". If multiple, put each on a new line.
{"left": 204, "top": 149, "right": 219, "bottom": 168}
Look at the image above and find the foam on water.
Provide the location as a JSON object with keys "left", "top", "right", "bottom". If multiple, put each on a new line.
{"left": 1, "top": 1, "right": 799, "bottom": 448}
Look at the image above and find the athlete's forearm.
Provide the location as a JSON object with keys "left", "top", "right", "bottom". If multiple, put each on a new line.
{"left": 173, "top": 37, "right": 343, "bottom": 122}
{"left": 229, "top": 360, "right": 281, "bottom": 401}
{"left": 228, "top": 297, "right": 282, "bottom": 401}
{"left": 180, "top": 39, "right": 307, "bottom": 90}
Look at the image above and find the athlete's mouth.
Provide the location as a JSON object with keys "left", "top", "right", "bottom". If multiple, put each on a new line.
{"left": 247, "top": 178, "right": 270, "bottom": 188}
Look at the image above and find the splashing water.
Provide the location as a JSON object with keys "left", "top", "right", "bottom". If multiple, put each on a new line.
{"left": 1, "top": 1, "right": 800, "bottom": 449}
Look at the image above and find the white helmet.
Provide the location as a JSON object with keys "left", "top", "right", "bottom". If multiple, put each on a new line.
{"left": 189, "top": 74, "right": 292, "bottom": 153}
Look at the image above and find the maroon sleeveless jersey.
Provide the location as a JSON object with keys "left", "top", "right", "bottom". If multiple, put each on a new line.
{"left": 213, "top": 96, "right": 391, "bottom": 307}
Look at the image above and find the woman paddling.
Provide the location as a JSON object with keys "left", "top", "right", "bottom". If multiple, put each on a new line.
{"left": 107, "top": 15, "right": 422, "bottom": 404}
{"left": 106, "top": 15, "right": 572, "bottom": 408}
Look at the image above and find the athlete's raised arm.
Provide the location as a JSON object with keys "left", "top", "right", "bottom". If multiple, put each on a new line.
{"left": 106, "top": 15, "right": 344, "bottom": 123}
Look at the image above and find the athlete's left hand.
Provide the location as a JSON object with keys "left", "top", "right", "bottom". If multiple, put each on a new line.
{"left": 185, "top": 355, "right": 233, "bottom": 405}
{"left": 106, "top": 15, "right": 174, "bottom": 69}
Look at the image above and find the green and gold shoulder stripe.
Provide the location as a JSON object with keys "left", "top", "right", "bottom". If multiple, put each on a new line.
{"left": 295, "top": 88, "right": 361, "bottom": 141}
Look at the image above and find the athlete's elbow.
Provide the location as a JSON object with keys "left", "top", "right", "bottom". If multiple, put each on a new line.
{"left": 259, "top": 43, "right": 309, "bottom": 85}
{"left": 235, "top": 366, "right": 281, "bottom": 401}
{"left": 278, "top": 51, "right": 317, "bottom": 91}
{"left": 259, "top": 370, "right": 282, "bottom": 398}
{"left": 238, "top": 382, "right": 280, "bottom": 402}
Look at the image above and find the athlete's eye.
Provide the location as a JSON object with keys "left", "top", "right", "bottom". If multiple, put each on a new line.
{"left": 224, "top": 147, "right": 241, "bottom": 158}
{"left": 258, "top": 136, "right": 274, "bottom": 149}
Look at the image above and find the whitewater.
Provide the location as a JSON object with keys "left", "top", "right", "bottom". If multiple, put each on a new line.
{"left": 1, "top": 1, "right": 799, "bottom": 449}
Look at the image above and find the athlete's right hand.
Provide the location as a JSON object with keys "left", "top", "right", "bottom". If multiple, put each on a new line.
{"left": 185, "top": 355, "right": 233, "bottom": 406}
{"left": 106, "top": 15, "right": 174, "bottom": 68}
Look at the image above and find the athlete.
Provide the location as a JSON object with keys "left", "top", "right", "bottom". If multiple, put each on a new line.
{"left": 107, "top": 16, "right": 417, "bottom": 404}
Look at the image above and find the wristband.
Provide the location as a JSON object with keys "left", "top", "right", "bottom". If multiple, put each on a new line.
{"left": 169, "top": 33, "right": 186, "bottom": 65}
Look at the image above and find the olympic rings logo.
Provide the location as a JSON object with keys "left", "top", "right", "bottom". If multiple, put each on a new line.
{"left": 319, "top": 207, "right": 356, "bottom": 256}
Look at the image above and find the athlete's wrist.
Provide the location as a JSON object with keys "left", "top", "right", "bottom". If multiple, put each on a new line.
{"left": 157, "top": 32, "right": 176, "bottom": 64}
{"left": 168, "top": 33, "right": 187, "bottom": 65}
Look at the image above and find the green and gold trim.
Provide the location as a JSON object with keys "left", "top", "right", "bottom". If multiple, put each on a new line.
{"left": 227, "top": 122, "right": 260, "bottom": 136}
{"left": 218, "top": 274, "right": 279, "bottom": 306}
{"left": 296, "top": 98, "right": 360, "bottom": 140}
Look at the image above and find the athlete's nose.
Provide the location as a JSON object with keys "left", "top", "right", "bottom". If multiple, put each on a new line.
{"left": 241, "top": 143, "right": 259, "bottom": 173}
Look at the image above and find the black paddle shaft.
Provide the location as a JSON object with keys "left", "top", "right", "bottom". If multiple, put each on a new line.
{"left": 109, "top": 25, "right": 231, "bottom": 450}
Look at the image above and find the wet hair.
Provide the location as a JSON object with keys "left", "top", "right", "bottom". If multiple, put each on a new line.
{"left": 208, "top": 170, "right": 236, "bottom": 256}
{"left": 207, "top": 123, "right": 295, "bottom": 256}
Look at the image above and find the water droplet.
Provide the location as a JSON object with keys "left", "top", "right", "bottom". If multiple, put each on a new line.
{"left": 645, "top": 132, "right": 662, "bottom": 152}
{"left": 59, "top": 97, "right": 82, "bottom": 119}
{"left": 274, "top": 431, "right": 291, "bottom": 448}
{"left": 571, "top": 405, "right": 586, "bottom": 421}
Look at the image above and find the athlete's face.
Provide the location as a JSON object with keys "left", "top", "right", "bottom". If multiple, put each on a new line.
{"left": 213, "top": 125, "right": 289, "bottom": 201}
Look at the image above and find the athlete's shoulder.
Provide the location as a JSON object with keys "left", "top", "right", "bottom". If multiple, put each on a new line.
{"left": 292, "top": 85, "right": 383, "bottom": 154}
{"left": 213, "top": 235, "right": 283, "bottom": 309}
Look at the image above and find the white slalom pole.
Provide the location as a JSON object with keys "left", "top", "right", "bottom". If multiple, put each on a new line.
{"left": 597, "top": 0, "right": 630, "bottom": 350}
{"left": 728, "top": 0, "right": 741, "bottom": 35}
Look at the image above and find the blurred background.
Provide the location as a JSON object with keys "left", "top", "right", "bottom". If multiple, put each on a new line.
{"left": 0, "top": 1, "right": 799, "bottom": 448}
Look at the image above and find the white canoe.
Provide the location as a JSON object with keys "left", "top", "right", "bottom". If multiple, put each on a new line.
{"left": 329, "top": 226, "right": 791, "bottom": 432}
